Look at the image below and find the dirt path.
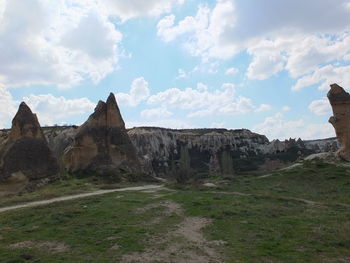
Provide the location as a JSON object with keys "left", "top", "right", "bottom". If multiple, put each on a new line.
{"left": 0, "top": 184, "right": 164, "bottom": 214}
{"left": 122, "top": 200, "right": 223, "bottom": 263}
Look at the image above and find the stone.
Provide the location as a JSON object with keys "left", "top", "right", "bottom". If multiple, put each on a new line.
{"left": 203, "top": 183, "right": 217, "bottom": 188}
{"left": 327, "top": 83, "right": 350, "bottom": 161}
{"left": 0, "top": 102, "right": 59, "bottom": 194}
{"left": 63, "top": 93, "right": 141, "bottom": 175}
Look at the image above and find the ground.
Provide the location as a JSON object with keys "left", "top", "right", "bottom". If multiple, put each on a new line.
{"left": 0, "top": 160, "right": 349, "bottom": 262}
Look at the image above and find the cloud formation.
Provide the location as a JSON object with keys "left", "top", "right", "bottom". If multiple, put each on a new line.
{"left": 158, "top": 0, "right": 350, "bottom": 90}
{"left": 0, "top": 0, "right": 123, "bottom": 89}
{"left": 117, "top": 77, "right": 150, "bottom": 106}
{"left": 0, "top": 86, "right": 18, "bottom": 128}
{"left": 100, "top": 0, "right": 185, "bottom": 22}
{"left": 141, "top": 107, "right": 173, "bottom": 119}
{"left": 147, "top": 83, "right": 256, "bottom": 117}
{"left": 24, "top": 94, "right": 95, "bottom": 125}
{"left": 253, "top": 113, "right": 334, "bottom": 140}
{"left": 308, "top": 98, "right": 332, "bottom": 116}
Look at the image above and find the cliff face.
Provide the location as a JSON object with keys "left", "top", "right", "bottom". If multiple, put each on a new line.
{"left": 0, "top": 123, "right": 338, "bottom": 182}
{"left": 2, "top": 94, "right": 338, "bottom": 193}
{"left": 128, "top": 127, "right": 338, "bottom": 177}
{"left": 0, "top": 103, "right": 59, "bottom": 195}
{"left": 327, "top": 83, "right": 350, "bottom": 161}
{"left": 62, "top": 93, "right": 141, "bottom": 175}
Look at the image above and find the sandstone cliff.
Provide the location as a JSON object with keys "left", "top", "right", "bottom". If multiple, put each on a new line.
{"left": 62, "top": 93, "right": 141, "bottom": 176}
{"left": 40, "top": 126, "right": 338, "bottom": 178}
{"left": 0, "top": 103, "right": 59, "bottom": 195}
{"left": 328, "top": 83, "right": 350, "bottom": 161}
{"left": 128, "top": 127, "right": 338, "bottom": 177}
{"left": 0, "top": 97, "right": 339, "bottom": 187}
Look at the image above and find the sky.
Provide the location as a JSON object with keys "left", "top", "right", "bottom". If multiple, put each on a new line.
{"left": 1, "top": 0, "right": 350, "bottom": 140}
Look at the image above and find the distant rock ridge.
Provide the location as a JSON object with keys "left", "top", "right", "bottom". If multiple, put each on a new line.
{"left": 328, "top": 83, "right": 350, "bottom": 161}
{"left": 0, "top": 90, "right": 341, "bottom": 195}
{"left": 0, "top": 102, "right": 59, "bottom": 195}
{"left": 127, "top": 127, "right": 338, "bottom": 176}
{"left": 63, "top": 93, "right": 141, "bottom": 175}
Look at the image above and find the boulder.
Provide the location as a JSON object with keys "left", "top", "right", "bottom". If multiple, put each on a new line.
{"left": 327, "top": 83, "right": 350, "bottom": 161}
{"left": 0, "top": 102, "right": 59, "bottom": 194}
{"left": 63, "top": 93, "right": 141, "bottom": 176}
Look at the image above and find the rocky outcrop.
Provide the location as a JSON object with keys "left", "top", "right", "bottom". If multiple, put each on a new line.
{"left": 0, "top": 103, "right": 59, "bottom": 194}
{"left": 63, "top": 93, "right": 141, "bottom": 176}
{"left": 327, "top": 83, "right": 350, "bottom": 161}
{"left": 128, "top": 127, "right": 334, "bottom": 177}
{"left": 41, "top": 125, "right": 339, "bottom": 179}
{"left": 0, "top": 93, "right": 339, "bottom": 187}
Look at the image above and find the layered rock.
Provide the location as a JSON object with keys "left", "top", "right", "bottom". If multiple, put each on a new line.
{"left": 41, "top": 124, "right": 338, "bottom": 178}
{"left": 327, "top": 83, "right": 350, "bottom": 161}
{"left": 63, "top": 93, "right": 141, "bottom": 175}
{"left": 128, "top": 127, "right": 330, "bottom": 177}
{"left": 0, "top": 103, "right": 59, "bottom": 194}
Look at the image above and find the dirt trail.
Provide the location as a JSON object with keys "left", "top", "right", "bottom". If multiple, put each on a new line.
{"left": 0, "top": 185, "right": 164, "bottom": 214}
{"left": 122, "top": 200, "right": 223, "bottom": 263}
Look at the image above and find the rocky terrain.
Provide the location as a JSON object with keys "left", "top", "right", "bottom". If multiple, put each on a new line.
{"left": 0, "top": 103, "right": 59, "bottom": 194}
{"left": 328, "top": 83, "right": 350, "bottom": 161}
{"left": 63, "top": 93, "right": 141, "bottom": 176}
{"left": 46, "top": 126, "right": 337, "bottom": 179}
{"left": 0, "top": 87, "right": 342, "bottom": 193}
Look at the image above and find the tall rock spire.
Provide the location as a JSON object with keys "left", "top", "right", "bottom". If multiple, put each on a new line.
{"left": 63, "top": 93, "right": 141, "bottom": 175}
{"left": 9, "top": 102, "right": 44, "bottom": 140}
{"left": 327, "top": 83, "right": 350, "bottom": 161}
{"left": 106, "top": 93, "right": 125, "bottom": 128}
{"left": 0, "top": 102, "right": 59, "bottom": 194}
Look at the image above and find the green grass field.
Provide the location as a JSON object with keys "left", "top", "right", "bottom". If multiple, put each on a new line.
{"left": 0, "top": 160, "right": 349, "bottom": 262}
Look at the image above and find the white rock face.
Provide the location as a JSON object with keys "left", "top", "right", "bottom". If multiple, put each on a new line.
{"left": 38, "top": 126, "right": 339, "bottom": 177}
{"left": 127, "top": 127, "right": 338, "bottom": 176}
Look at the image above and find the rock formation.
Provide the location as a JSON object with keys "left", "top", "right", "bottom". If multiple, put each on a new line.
{"left": 63, "top": 93, "right": 141, "bottom": 176}
{"left": 0, "top": 102, "right": 59, "bottom": 194}
{"left": 128, "top": 127, "right": 333, "bottom": 177}
{"left": 0, "top": 93, "right": 339, "bottom": 189}
{"left": 327, "top": 83, "right": 350, "bottom": 161}
{"left": 42, "top": 125, "right": 337, "bottom": 178}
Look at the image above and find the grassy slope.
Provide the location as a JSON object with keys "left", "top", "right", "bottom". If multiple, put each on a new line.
{"left": 0, "top": 161, "right": 350, "bottom": 263}
{"left": 0, "top": 176, "right": 147, "bottom": 209}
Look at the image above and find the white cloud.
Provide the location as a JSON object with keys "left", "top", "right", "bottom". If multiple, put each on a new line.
{"left": 225, "top": 67, "right": 238, "bottom": 75}
{"left": 0, "top": 0, "right": 123, "bottom": 89}
{"left": 0, "top": 86, "right": 18, "bottom": 128}
{"left": 157, "top": 2, "right": 238, "bottom": 59}
{"left": 100, "top": 0, "right": 185, "bottom": 22}
{"left": 147, "top": 82, "right": 256, "bottom": 118}
{"left": 140, "top": 107, "right": 173, "bottom": 119}
{"left": 158, "top": 0, "right": 350, "bottom": 85}
{"left": 285, "top": 34, "right": 350, "bottom": 78}
{"left": 282, "top": 106, "right": 291, "bottom": 111}
{"left": 177, "top": 68, "right": 188, "bottom": 78}
{"left": 344, "top": 53, "right": 350, "bottom": 61}
{"left": 293, "top": 64, "right": 350, "bottom": 91}
{"left": 253, "top": 113, "right": 334, "bottom": 140}
{"left": 255, "top": 104, "right": 272, "bottom": 113}
{"left": 116, "top": 77, "right": 150, "bottom": 106}
{"left": 158, "top": 0, "right": 350, "bottom": 60}
{"left": 24, "top": 94, "right": 95, "bottom": 126}
{"left": 247, "top": 52, "right": 284, "bottom": 80}
{"left": 308, "top": 98, "right": 332, "bottom": 116}
{"left": 210, "top": 122, "right": 225, "bottom": 128}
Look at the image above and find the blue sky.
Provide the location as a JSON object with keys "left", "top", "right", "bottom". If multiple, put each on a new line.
{"left": 1, "top": 0, "right": 350, "bottom": 140}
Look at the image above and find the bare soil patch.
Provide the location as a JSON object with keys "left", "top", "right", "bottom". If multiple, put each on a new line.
{"left": 123, "top": 200, "right": 222, "bottom": 263}
{"left": 9, "top": 240, "right": 69, "bottom": 253}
